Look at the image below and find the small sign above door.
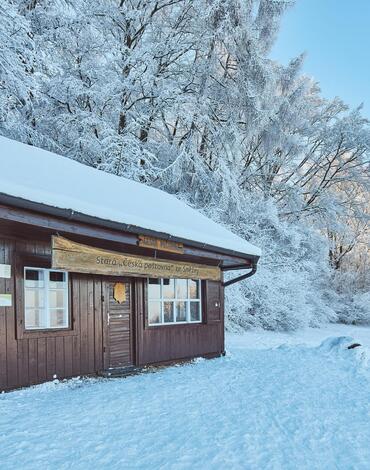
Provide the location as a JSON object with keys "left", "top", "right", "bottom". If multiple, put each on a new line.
{"left": 138, "top": 235, "right": 184, "bottom": 254}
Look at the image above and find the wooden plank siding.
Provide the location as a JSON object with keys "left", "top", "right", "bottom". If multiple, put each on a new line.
{"left": 136, "top": 279, "right": 224, "bottom": 366}
{"left": 0, "top": 229, "right": 225, "bottom": 392}
{"left": 0, "top": 236, "right": 106, "bottom": 391}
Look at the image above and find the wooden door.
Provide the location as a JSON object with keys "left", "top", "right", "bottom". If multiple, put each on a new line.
{"left": 104, "top": 279, "right": 133, "bottom": 369}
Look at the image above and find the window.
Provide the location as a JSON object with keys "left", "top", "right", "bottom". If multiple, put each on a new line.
{"left": 24, "top": 268, "right": 69, "bottom": 330}
{"left": 147, "top": 278, "right": 202, "bottom": 326}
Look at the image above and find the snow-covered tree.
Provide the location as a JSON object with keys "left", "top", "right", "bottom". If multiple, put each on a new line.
{"left": 1, "top": 0, "right": 369, "bottom": 329}
{"left": 0, "top": 0, "right": 37, "bottom": 141}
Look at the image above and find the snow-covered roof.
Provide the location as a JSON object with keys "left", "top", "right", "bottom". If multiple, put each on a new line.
{"left": 0, "top": 136, "right": 261, "bottom": 258}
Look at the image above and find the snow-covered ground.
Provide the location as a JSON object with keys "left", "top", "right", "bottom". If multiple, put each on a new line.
{"left": 1, "top": 324, "right": 370, "bottom": 470}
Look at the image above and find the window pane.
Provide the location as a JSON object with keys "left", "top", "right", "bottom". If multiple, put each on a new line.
{"left": 25, "top": 289, "right": 44, "bottom": 309}
{"left": 175, "top": 301, "right": 186, "bottom": 322}
{"left": 24, "top": 269, "right": 69, "bottom": 331}
{"left": 148, "top": 301, "right": 161, "bottom": 324}
{"left": 189, "top": 280, "right": 200, "bottom": 299}
{"left": 162, "top": 279, "right": 175, "bottom": 299}
{"left": 49, "top": 290, "right": 65, "bottom": 309}
{"left": 50, "top": 309, "right": 68, "bottom": 328}
{"left": 190, "top": 302, "right": 201, "bottom": 322}
{"left": 148, "top": 279, "right": 161, "bottom": 299}
{"left": 163, "top": 301, "right": 174, "bottom": 323}
{"left": 176, "top": 279, "right": 187, "bottom": 299}
{"left": 25, "top": 309, "right": 45, "bottom": 329}
{"left": 49, "top": 271, "right": 67, "bottom": 288}
{"left": 25, "top": 269, "right": 44, "bottom": 288}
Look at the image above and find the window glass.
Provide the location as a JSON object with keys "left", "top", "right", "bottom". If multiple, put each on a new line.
{"left": 25, "top": 269, "right": 44, "bottom": 288}
{"left": 49, "top": 290, "right": 65, "bottom": 309}
{"left": 189, "top": 280, "right": 200, "bottom": 299}
{"left": 148, "top": 301, "right": 161, "bottom": 324}
{"left": 50, "top": 309, "right": 68, "bottom": 328}
{"left": 49, "top": 271, "right": 67, "bottom": 288}
{"left": 25, "top": 289, "right": 44, "bottom": 309}
{"left": 24, "top": 268, "right": 69, "bottom": 330}
{"left": 176, "top": 279, "right": 187, "bottom": 299}
{"left": 148, "top": 278, "right": 161, "bottom": 299}
{"left": 25, "top": 309, "right": 44, "bottom": 329}
{"left": 162, "top": 279, "right": 175, "bottom": 299}
{"left": 147, "top": 278, "right": 202, "bottom": 326}
{"left": 163, "top": 301, "right": 174, "bottom": 323}
{"left": 190, "top": 302, "right": 201, "bottom": 322}
{"left": 175, "top": 301, "right": 187, "bottom": 322}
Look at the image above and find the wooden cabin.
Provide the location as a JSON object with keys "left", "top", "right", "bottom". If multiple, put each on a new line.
{"left": 0, "top": 136, "right": 260, "bottom": 391}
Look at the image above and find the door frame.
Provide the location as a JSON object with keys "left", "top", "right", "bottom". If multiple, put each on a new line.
{"left": 102, "top": 277, "right": 136, "bottom": 370}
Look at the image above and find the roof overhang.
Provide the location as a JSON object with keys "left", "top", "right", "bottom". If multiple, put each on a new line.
{"left": 0, "top": 193, "right": 260, "bottom": 264}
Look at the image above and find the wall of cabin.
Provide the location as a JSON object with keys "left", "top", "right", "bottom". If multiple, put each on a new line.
{"left": 136, "top": 279, "right": 224, "bottom": 365}
{"left": 0, "top": 236, "right": 106, "bottom": 391}
{"left": 0, "top": 232, "right": 224, "bottom": 392}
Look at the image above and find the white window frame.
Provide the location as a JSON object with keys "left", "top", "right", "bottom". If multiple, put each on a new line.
{"left": 147, "top": 278, "right": 202, "bottom": 326}
{"left": 24, "top": 267, "right": 69, "bottom": 330}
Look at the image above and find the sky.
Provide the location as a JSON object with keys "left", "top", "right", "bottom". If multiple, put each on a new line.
{"left": 271, "top": 0, "right": 370, "bottom": 118}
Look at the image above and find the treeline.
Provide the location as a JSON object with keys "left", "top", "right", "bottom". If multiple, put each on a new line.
{"left": 1, "top": 0, "right": 369, "bottom": 329}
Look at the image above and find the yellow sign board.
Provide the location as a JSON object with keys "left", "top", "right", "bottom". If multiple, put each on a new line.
{"left": 52, "top": 236, "right": 221, "bottom": 281}
{"left": 113, "top": 283, "right": 127, "bottom": 304}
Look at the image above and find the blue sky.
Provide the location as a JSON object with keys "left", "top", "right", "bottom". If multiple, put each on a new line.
{"left": 270, "top": 0, "right": 370, "bottom": 118}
